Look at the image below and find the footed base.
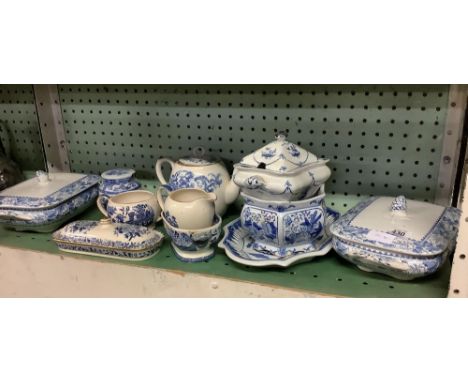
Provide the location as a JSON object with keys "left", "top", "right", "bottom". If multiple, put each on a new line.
{"left": 171, "top": 243, "right": 215, "bottom": 263}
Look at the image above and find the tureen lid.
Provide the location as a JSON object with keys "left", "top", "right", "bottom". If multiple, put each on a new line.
{"left": 178, "top": 146, "right": 219, "bottom": 166}
{"left": 239, "top": 132, "right": 324, "bottom": 173}
{"left": 329, "top": 195, "right": 461, "bottom": 257}
{"left": 101, "top": 168, "right": 135, "bottom": 180}
{"left": 0, "top": 171, "right": 100, "bottom": 210}
{"left": 52, "top": 219, "right": 164, "bottom": 252}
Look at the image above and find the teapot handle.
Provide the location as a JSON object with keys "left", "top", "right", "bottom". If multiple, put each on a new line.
{"left": 155, "top": 158, "right": 175, "bottom": 185}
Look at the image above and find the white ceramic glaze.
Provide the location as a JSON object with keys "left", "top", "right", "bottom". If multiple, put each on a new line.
{"left": 329, "top": 195, "right": 461, "bottom": 280}
{"left": 161, "top": 213, "right": 222, "bottom": 262}
{"left": 218, "top": 208, "right": 339, "bottom": 268}
{"left": 53, "top": 219, "right": 164, "bottom": 260}
{"left": 157, "top": 187, "right": 216, "bottom": 230}
{"left": 155, "top": 148, "right": 239, "bottom": 216}
{"left": 232, "top": 133, "right": 331, "bottom": 201}
{"left": 97, "top": 190, "right": 161, "bottom": 226}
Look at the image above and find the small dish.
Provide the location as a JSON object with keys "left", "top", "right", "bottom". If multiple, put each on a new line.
{"left": 53, "top": 219, "right": 164, "bottom": 260}
{"left": 99, "top": 168, "right": 140, "bottom": 198}
{"left": 219, "top": 208, "right": 339, "bottom": 267}
{"left": 162, "top": 213, "right": 222, "bottom": 262}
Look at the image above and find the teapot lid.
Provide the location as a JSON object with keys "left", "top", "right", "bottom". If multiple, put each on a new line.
{"left": 178, "top": 146, "right": 219, "bottom": 166}
{"left": 239, "top": 132, "right": 322, "bottom": 173}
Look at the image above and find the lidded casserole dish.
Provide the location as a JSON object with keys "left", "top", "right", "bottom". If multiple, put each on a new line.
{"left": 232, "top": 133, "right": 331, "bottom": 201}
{"left": 0, "top": 171, "right": 100, "bottom": 232}
{"left": 329, "top": 195, "right": 461, "bottom": 280}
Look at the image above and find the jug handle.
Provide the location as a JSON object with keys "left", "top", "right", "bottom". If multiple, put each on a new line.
{"left": 156, "top": 185, "right": 171, "bottom": 212}
{"left": 96, "top": 196, "right": 109, "bottom": 217}
{"left": 155, "top": 158, "right": 175, "bottom": 185}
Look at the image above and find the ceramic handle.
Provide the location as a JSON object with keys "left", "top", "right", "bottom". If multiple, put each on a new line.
{"left": 156, "top": 186, "right": 170, "bottom": 212}
{"left": 244, "top": 176, "right": 265, "bottom": 189}
{"left": 96, "top": 196, "right": 109, "bottom": 217}
{"left": 155, "top": 158, "right": 175, "bottom": 185}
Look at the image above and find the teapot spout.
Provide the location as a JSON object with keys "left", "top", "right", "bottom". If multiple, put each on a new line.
{"left": 224, "top": 179, "right": 240, "bottom": 205}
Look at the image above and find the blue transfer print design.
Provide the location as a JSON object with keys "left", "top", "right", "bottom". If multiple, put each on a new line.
{"left": 103, "top": 169, "right": 133, "bottom": 177}
{"left": 108, "top": 203, "right": 154, "bottom": 226}
{"left": 168, "top": 170, "right": 222, "bottom": 193}
{"left": 53, "top": 221, "right": 163, "bottom": 260}
{"left": 283, "top": 208, "right": 324, "bottom": 245}
{"left": 0, "top": 186, "right": 98, "bottom": 229}
{"left": 219, "top": 209, "right": 339, "bottom": 265}
{"left": 163, "top": 215, "right": 221, "bottom": 252}
{"left": 330, "top": 197, "right": 460, "bottom": 256}
{"left": 261, "top": 147, "right": 276, "bottom": 159}
{"left": 164, "top": 211, "right": 179, "bottom": 228}
{"left": 0, "top": 175, "right": 100, "bottom": 209}
{"left": 241, "top": 206, "right": 278, "bottom": 244}
{"left": 286, "top": 143, "right": 300, "bottom": 157}
{"left": 332, "top": 236, "right": 448, "bottom": 280}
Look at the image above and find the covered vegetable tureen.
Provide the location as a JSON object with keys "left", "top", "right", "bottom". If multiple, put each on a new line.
{"left": 232, "top": 133, "right": 331, "bottom": 201}
{"left": 0, "top": 171, "right": 100, "bottom": 232}
{"left": 329, "top": 195, "right": 461, "bottom": 280}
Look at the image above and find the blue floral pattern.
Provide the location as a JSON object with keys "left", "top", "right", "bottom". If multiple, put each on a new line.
{"left": 168, "top": 170, "right": 222, "bottom": 193}
{"left": 283, "top": 208, "right": 324, "bottom": 245}
{"left": 332, "top": 236, "right": 448, "bottom": 280}
{"left": 241, "top": 206, "right": 278, "bottom": 243}
{"left": 0, "top": 186, "right": 98, "bottom": 231}
{"left": 107, "top": 203, "right": 154, "bottom": 226}
{"left": 163, "top": 215, "right": 221, "bottom": 252}
{"left": 53, "top": 220, "right": 163, "bottom": 259}
{"left": 330, "top": 196, "right": 461, "bottom": 256}
{"left": 0, "top": 174, "right": 100, "bottom": 209}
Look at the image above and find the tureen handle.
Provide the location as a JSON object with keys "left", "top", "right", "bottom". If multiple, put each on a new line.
{"left": 391, "top": 195, "right": 407, "bottom": 216}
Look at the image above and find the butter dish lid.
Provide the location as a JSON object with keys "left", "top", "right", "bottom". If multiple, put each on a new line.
{"left": 329, "top": 195, "right": 461, "bottom": 257}
{"left": 238, "top": 132, "right": 327, "bottom": 173}
{"left": 52, "top": 220, "right": 164, "bottom": 252}
{"left": 0, "top": 171, "right": 100, "bottom": 210}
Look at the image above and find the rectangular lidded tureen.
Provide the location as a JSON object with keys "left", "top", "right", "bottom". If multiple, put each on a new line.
{"left": 329, "top": 195, "right": 461, "bottom": 280}
{"left": 0, "top": 171, "right": 100, "bottom": 232}
{"left": 52, "top": 220, "right": 164, "bottom": 260}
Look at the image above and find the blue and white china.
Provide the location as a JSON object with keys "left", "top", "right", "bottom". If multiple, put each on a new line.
{"left": 97, "top": 190, "right": 161, "bottom": 226}
{"left": 240, "top": 188, "right": 327, "bottom": 251}
{"left": 329, "top": 195, "right": 461, "bottom": 280}
{"left": 155, "top": 147, "right": 239, "bottom": 216}
{"left": 162, "top": 212, "right": 222, "bottom": 262}
{"left": 98, "top": 168, "right": 140, "bottom": 207}
{"left": 52, "top": 219, "right": 164, "bottom": 260}
{"left": 219, "top": 208, "right": 340, "bottom": 267}
{"left": 232, "top": 132, "right": 331, "bottom": 201}
{"left": 0, "top": 171, "right": 100, "bottom": 232}
{"left": 157, "top": 187, "right": 217, "bottom": 230}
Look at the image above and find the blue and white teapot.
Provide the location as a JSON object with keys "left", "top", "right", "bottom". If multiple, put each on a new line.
{"left": 155, "top": 147, "right": 239, "bottom": 216}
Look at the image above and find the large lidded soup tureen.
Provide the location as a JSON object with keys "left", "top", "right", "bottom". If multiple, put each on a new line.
{"left": 232, "top": 132, "right": 331, "bottom": 201}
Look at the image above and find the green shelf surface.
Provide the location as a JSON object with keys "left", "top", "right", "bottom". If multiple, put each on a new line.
{"left": 0, "top": 183, "right": 450, "bottom": 298}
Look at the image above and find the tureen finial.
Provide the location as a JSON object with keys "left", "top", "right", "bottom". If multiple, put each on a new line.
{"left": 275, "top": 131, "right": 288, "bottom": 142}
{"left": 192, "top": 146, "right": 206, "bottom": 158}
{"left": 391, "top": 195, "right": 407, "bottom": 216}
{"left": 36, "top": 170, "right": 50, "bottom": 184}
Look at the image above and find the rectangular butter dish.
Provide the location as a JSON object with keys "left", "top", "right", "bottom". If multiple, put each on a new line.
{"left": 52, "top": 219, "right": 164, "bottom": 260}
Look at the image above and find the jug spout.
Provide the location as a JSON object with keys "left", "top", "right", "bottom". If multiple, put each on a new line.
{"left": 206, "top": 192, "right": 217, "bottom": 202}
{"left": 224, "top": 178, "right": 240, "bottom": 205}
